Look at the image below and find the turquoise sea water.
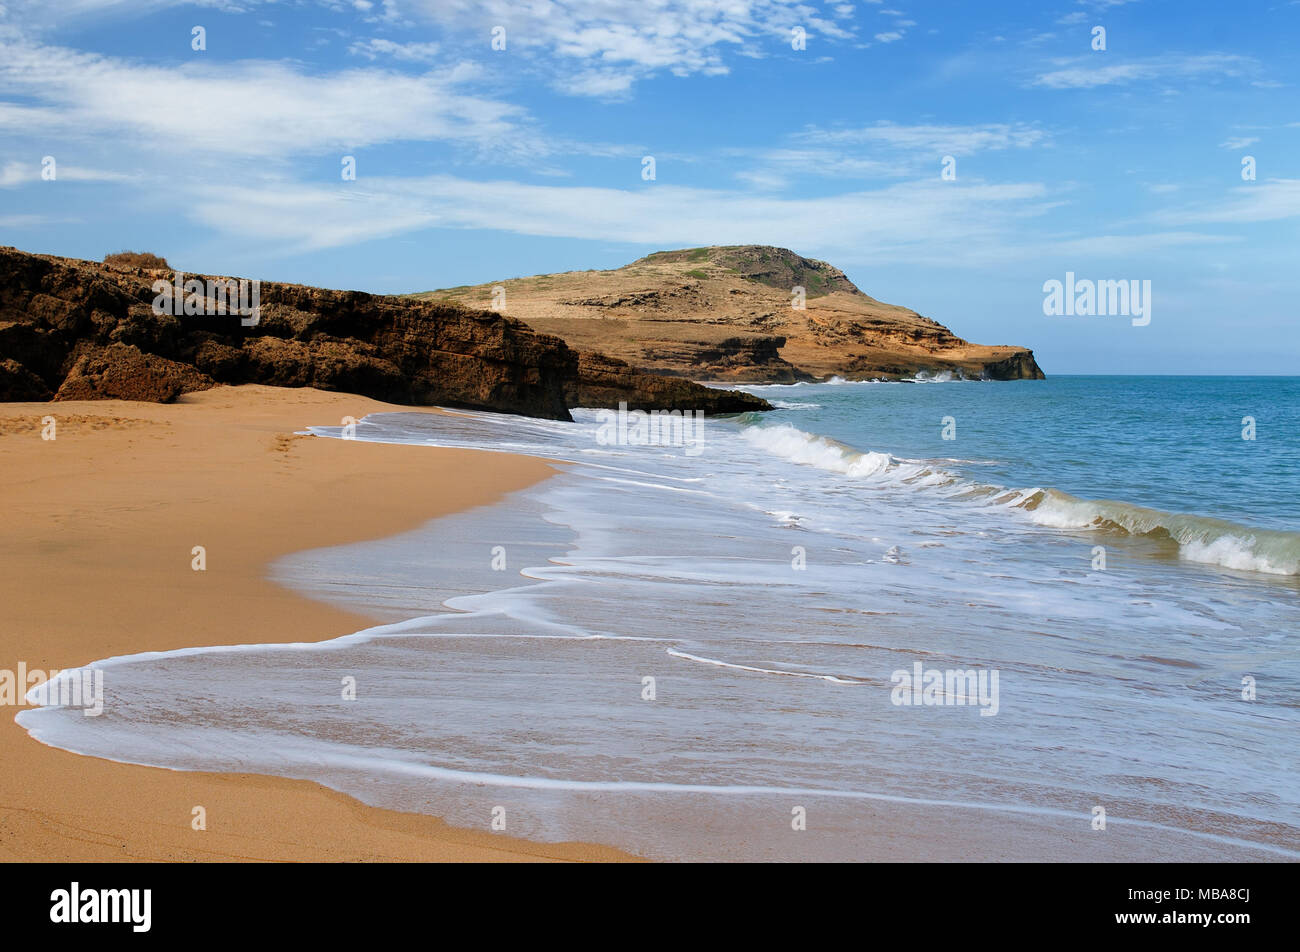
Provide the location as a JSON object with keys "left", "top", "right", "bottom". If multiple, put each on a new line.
{"left": 18, "top": 375, "right": 1300, "bottom": 860}
{"left": 746, "top": 375, "right": 1300, "bottom": 535}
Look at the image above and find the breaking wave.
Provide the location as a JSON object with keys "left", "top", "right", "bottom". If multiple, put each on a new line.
{"left": 739, "top": 421, "right": 1300, "bottom": 576}
{"left": 1026, "top": 490, "right": 1300, "bottom": 576}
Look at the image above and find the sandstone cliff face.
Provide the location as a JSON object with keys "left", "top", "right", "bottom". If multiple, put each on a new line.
{"left": 0, "top": 247, "right": 770, "bottom": 418}
{"left": 413, "top": 245, "right": 1045, "bottom": 382}
{"left": 56, "top": 342, "right": 213, "bottom": 403}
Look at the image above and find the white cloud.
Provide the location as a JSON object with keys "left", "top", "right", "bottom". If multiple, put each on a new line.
{"left": 0, "top": 214, "right": 62, "bottom": 226}
{"left": 874, "top": 31, "right": 903, "bottom": 43}
{"left": 410, "top": 0, "right": 860, "bottom": 96}
{"left": 0, "top": 36, "right": 533, "bottom": 158}
{"left": 724, "top": 123, "right": 1047, "bottom": 188}
{"left": 56, "top": 165, "right": 137, "bottom": 183}
{"left": 739, "top": 147, "right": 900, "bottom": 180}
{"left": 1152, "top": 179, "right": 1300, "bottom": 225}
{"left": 734, "top": 168, "right": 788, "bottom": 190}
{"left": 182, "top": 174, "right": 1056, "bottom": 266}
{"left": 557, "top": 69, "right": 639, "bottom": 98}
{"left": 0, "top": 159, "right": 30, "bottom": 186}
{"left": 4, "top": 0, "right": 866, "bottom": 98}
{"left": 1220, "top": 136, "right": 1259, "bottom": 149}
{"left": 1033, "top": 54, "right": 1254, "bottom": 89}
{"left": 348, "top": 38, "right": 440, "bottom": 62}
{"left": 0, "top": 158, "right": 132, "bottom": 186}
{"left": 3, "top": 0, "right": 258, "bottom": 27}
{"left": 1042, "top": 232, "right": 1240, "bottom": 257}
{"left": 795, "top": 121, "right": 1048, "bottom": 155}
{"left": 1034, "top": 63, "right": 1154, "bottom": 89}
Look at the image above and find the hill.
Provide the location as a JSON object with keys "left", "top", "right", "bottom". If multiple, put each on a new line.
{"left": 411, "top": 245, "right": 1044, "bottom": 382}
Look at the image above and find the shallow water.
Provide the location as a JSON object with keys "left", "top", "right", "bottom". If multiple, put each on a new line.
{"left": 19, "top": 377, "right": 1300, "bottom": 860}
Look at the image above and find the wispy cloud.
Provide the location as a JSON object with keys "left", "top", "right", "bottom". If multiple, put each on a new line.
{"left": 1072, "top": 0, "right": 1141, "bottom": 9}
{"left": 719, "top": 121, "right": 1047, "bottom": 189}
{"left": 1152, "top": 179, "right": 1300, "bottom": 225}
{"left": 2, "top": 0, "right": 265, "bottom": 29}
{"left": 794, "top": 121, "right": 1048, "bottom": 155}
{"left": 733, "top": 168, "right": 789, "bottom": 190}
{"left": 0, "top": 159, "right": 28, "bottom": 186}
{"left": 1033, "top": 53, "right": 1256, "bottom": 89}
{"left": 409, "top": 0, "right": 860, "bottom": 96}
{"left": 0, "top": 36, "right": 533, "bottom": 159}
{"left": 0, "top": 157, "right": 133, "bottom": 186}
{"left": 734, "top": 147, "right": 900, "bottom": 181}
{"left": 348, "top": 38, "right": 441, "bottom": 62}
{"left": 0, "top": 214, "right": 64, "bottom": 227}
{"left": 1041, "top": 231, "right": 1239, "bottom": 257}
{"left": 184, "top": 174, "right": 1056, "bottom": 265}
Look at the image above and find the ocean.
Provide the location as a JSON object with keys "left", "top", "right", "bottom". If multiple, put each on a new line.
{"left": 19, "top": 376, "right": 1300, "bottom": 860}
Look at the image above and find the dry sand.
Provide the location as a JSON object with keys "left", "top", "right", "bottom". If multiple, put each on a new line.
{"left": 0, "top": 384, "right": 633, "bottom": 862}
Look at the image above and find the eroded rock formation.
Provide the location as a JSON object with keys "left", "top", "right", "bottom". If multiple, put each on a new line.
{"left": 0, "top": 247, "right": 770, "bottom": 418}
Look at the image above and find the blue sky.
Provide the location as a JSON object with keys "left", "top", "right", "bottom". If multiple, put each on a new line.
{"left": 1, "top": 0, "right": 1297, "bottom": 374}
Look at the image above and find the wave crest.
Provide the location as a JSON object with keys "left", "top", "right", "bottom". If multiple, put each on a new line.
{"left": 1027, "top": 490, "right": 1300, "bottom": 576}
{"left": 740, "top": 422, "right": 1300, "bottom": 576}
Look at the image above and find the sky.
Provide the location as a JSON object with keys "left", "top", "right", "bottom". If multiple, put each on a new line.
{"left": 0, "top": 0, "right": 1297, "bottom": 375}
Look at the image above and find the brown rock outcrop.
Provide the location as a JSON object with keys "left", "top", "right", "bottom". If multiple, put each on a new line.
{"left": 0, "top": 247, "right": 770, "bottom": 418}
{"left": 569, "top": 352, "right": 771, "bottom": 413}
{"left": 54, "top": 343, "right": 214, "bottom": 403}
{"left": 0, "top": 358, "right": 52, "bottom": 401}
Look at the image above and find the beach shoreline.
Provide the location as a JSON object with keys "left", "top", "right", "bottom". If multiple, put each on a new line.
{"left": 4, "top": 384, "right": 1293, "bottom": 864}
{"left": 0, "top": 384, "right": 634, "bottom": 862}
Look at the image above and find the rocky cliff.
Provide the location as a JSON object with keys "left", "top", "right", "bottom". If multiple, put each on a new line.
{"left": 0, "top": 248, "right": 769, "bottom": 418}
{"left": 413, "top": 245, "right": 1045, "bottom": 382}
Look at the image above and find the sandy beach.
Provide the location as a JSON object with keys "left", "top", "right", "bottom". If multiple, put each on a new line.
{"left": 0, "top": 384, "right": 632, "bottom": 862}
{"left": 3, "top": 384, "right": 1292, "bottom": 864}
